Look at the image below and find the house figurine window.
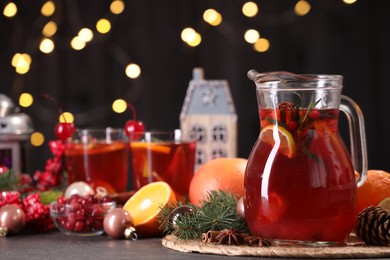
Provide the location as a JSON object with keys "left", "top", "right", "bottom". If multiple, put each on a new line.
{"left": 211, "top": 148, "right": 227, "bottom": 159}
{"left": 189, "top": 124, "right": 206, "bottom": 144}
{"left": 212, "top": 123, "right": 227, "bottom": 143}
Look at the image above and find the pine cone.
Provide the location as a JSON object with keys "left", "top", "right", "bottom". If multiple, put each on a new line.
{"left": 355, "top": 206, "right": 390, "bottom": 245}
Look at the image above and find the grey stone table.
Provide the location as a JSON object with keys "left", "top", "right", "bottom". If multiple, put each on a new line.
{"left": 0, "top": 231, "right": 387, "bottom": 260}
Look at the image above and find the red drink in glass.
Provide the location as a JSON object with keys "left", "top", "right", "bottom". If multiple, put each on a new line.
{"left": 65, "top": 129, "right": 129, "bottom": 193}
{"left": 131, "top": 141, "right": 196, "bottom": 199}
{"left": 245, "top": 107, "right": 356, "bottom": 243}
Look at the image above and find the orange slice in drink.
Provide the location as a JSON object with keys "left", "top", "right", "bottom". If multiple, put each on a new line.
{"left": 259, "top": 125, "right": 296, "bottom": 158}
{"left": 130, "top": 142, "right": 171, "bottom": 154}
{"left": 122, "top": 181, "right": 176, "bottom": 237}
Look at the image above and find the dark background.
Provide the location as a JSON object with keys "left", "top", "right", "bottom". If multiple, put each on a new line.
{"left": 1, "top": 0, "right": 389, "bottom": 176}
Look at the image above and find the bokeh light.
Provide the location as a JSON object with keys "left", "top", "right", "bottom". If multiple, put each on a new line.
{"left": 41, "top": 1, "right": 55, "bottom": 17}
{"left": 42, "top": 21, "right": 57, "bottom": 37}
{"left": 253, "top": 38, "right": 270, "bottom": 52}
{"left": 242, "top": 2, "right": 258, "bottom": 17}
{"left": 96, "top": 19, "right": 111, "bottom": 34}
{"left": 112, "top": 99, "right": 127, "bottom": 113}
{"left": 343, "top": 0, "right": 357, "bottom": 4}
{"left": 181, "top": 27, "right": 196, "bottom": 43}
{"left": 39, "top": 38, "right": 55, "bottom": 53}
{"left": 78, "top": 28, "right": 94, "bottom": 42}
{"left": 3, "top": 2, "right": 17, "bottom": 17}
{"left": 31, "top": 132, "right": 45, "bottom": 147}
{"left": 181, "top": 27, "right": 201, "bottom": 46}
{"left": 19, "top": 93, "right": 34, "bottom": 107}
{"left": 294, "top": 0, "right": 311, "bottom": 16}
{"left": 125, "top": 63, "right": 141, "bottom": 78}
{"left": 203, "top": 9, "right": 222, "bottom": 26}
{"left": 110, "top": 0, "right": 125, "bottom": 14}
{"left": 12, "top": 53, "right": 31, "bottom": 74}
{"left": 244, "top": 29, "right": 260, "bottom": 44}
{"left": 59, "top": 112, "right": 74, "bottom": 123}
{"left": 70, "top": 36, "right": 86, "bottom": 50}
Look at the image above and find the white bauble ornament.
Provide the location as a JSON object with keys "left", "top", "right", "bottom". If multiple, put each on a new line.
{"left": 64, "top": 181, "right": 95, "bottom": 198}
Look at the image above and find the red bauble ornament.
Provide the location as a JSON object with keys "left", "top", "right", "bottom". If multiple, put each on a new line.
{"left": 0, "top": 204, "right": 26, "bottom": 236}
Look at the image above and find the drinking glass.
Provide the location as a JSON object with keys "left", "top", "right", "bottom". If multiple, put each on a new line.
{"left": 65, "top": 128, "right": 130, "bottom": 193}
{"left": 130, "top": 130, "right": 196, "bottom": 199}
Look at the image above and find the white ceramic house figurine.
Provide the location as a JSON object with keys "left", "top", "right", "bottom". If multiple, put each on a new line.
{"left": 180, "top": 68, "right": 237, "bottom": 169}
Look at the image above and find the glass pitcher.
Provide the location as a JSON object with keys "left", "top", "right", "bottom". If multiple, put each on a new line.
{"left": 245, "top": 70, "right": 367, "bottom": 245}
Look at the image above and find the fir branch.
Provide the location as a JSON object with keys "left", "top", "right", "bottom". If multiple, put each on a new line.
{"left": 0, "top": 169, "right": 20, "bottom": 191}
{"left": 163, "top": 190, "right": 248, "bottom": 240}
{"left": 298, "top": 98, "right": 322, "bottom": 131}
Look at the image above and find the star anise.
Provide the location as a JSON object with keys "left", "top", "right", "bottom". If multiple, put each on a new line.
{"left": 243, "top": 234, "right": 272, "bottom": 247}
{"left": 215, "top": 229, "right": 243, "bottom": 245}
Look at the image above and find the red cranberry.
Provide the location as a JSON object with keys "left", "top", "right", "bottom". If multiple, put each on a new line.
{"left": 309, "top": 110, "right": 321, "bottom": 120}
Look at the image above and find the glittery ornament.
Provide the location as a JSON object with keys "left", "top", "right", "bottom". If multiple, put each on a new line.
{"left": 236, "top": 197, "right": 245, "bottom": 219}
{"left": 0, "top": 204, "right": 26, "bottom": 236}
{"left": 168, "top": 205, "right": 196, "bottom": 231}
{"left": 103, "top": 208, "right": 137, "bottom": 240}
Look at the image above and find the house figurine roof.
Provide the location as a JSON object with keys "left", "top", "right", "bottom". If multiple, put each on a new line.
{"left": 180, "top": 68, "right": 236, "bottom": 119}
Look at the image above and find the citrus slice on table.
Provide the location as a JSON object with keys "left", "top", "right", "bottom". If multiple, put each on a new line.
{"left": 259, "top": 125, "right": 297, "bottom": 158}
{"left": 122, "top": 181, "right": 176, "bottom": 237}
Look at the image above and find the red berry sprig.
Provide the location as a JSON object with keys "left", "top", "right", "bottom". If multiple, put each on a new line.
{"left": 42, "top": 93, "right": 76, "bottom": 140}
{"left": 0, "top": 191, "right": 54, "bottom": 232}
{"left": 124, "top": 103, "right": 144, "bottom": 140}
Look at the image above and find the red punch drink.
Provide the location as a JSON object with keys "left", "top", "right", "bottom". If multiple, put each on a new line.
{"left": 65, "top": 129, "right": 129, "bottom": 193}
{"left": 245, "top": 107, "right": 356, "bottom": 244}
{"left": 130, "top": 131, "right": 196, "bottom": 199}
{"left": 246, "top": 70, "right": 367, "bottom": 245}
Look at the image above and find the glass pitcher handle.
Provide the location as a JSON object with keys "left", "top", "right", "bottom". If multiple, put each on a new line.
{"left": 339, "top": 95, "right": 368, "bottom": 187}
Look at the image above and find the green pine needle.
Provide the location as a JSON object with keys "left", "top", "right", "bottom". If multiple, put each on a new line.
{"left": 158, "top": 190, "right": 248, "bottom": 240}
{"left": 0, "top": 169, "right": 20, "bottom": 191}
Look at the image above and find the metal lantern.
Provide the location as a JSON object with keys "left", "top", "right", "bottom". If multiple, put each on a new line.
{"left": 0, "top": 94, "right": 33, "bottom": 173}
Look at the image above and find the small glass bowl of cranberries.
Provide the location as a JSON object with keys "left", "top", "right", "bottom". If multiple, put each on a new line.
{"left": 50, "top": 194, "right": 116, "bottom": 236}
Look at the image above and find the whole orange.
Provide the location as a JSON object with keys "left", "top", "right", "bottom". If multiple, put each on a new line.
{"left": 189, "top": 158, "right": 247, "bottom": 207}
{"left": 356, "top": 169, "right": 390, "bottom": 214}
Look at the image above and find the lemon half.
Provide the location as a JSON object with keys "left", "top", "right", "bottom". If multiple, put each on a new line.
{"left": 259, "top": 125, "right": 297, "bottom": 158}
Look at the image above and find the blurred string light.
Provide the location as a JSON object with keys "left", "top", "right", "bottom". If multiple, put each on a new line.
{"left": 343, "top": 0, "right": 357, "bottom": 4}
{"left": 110, "top": 0, "right": 125, "bottom": 14}
{"left": 125, "top": 64, "right": 141, "bottom": 79}
{"left": 112, "top": 99, "right": 127, "bottom": 113}
{"left": 39, "top": 38, "right": 55, "bottom": 53}
{"left": 19, "top": 93, "right": 34, "bottom": 107}
{"left": 96, "top": 18, "right": 111, "bottom": 34}
{"left": 242, "top": 2, "right": 258, "bottom": 17}
{"left": 59, "top": 112, "right": 74, "bottom": 123}
{"left": 244, "top": 29, "right": 260, "bottom": 44}
{"left": 3, "top": 2, "right": 17, "bottom": 17}
{"left": 3, "top": 0, "right": 357, "bottom": 146}
{"left": 254, "top": 38, "right": 270, "bottom": 52}
{"left": 30, "top": 132, "right": 45, "bottom": 147}
{"left": 294, "top": 0, "right": 311, "bottom": 16}
{"left": 181, "top": 27, "right": 202, "bottom": 47}
{"left": 203, "top": 9, "right": 222, "bottom": 26}
{"left": 42, "top": 21, "right": 57, "bottom": 37}
{"left": 41, "top": 1, "right": 55, "bottom": 17}
{"left": 11, "top": 53, "right": 31, "bottom": 74}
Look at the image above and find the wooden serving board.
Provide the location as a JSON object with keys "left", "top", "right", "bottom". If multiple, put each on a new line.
{"left": 162, "top": 235, "right": 390, "bottom": 258}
